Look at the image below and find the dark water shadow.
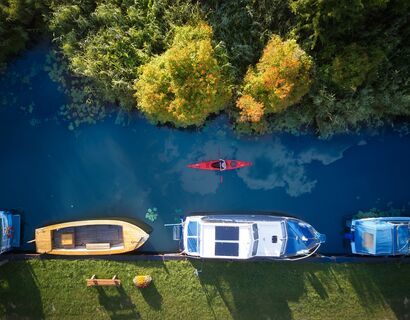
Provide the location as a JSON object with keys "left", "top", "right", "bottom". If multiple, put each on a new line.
{"left": 0, "top": 261, "right": 45, "bottom": 318}
{"left": 139, "top": 281, "right": 163, "bottom": 310}
{"left": 95, "top": 286, "right": 140, "bottom": 320}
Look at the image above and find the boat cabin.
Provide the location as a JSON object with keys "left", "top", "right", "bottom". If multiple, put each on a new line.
{"left": 349, "top": 217, "right": 410, "bottom": 256}
{"left": 183, "top": 215, "right": 325, "bottom": 260}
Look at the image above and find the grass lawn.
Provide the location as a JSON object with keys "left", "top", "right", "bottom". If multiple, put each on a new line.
{"left": 0, "top": 259, "right": 409, "bottom": 319}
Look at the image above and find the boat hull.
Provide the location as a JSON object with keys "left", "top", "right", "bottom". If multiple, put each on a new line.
{"left": 35, "top": 219, "right": 149, "bottom": 255}
{"left": 187, "top": 160, "right": 252, "bottom": 171}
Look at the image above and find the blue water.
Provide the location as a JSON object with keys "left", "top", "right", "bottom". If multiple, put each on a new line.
{"left": 1, "top": 44, "right": 410, "bottom": 254}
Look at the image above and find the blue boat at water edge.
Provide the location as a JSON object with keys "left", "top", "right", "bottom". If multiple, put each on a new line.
{"left": 0, "top": 210, "right": 21, "bottom": 254}
{"left": 347, "top": 217, "right": 410, "bottom": 256}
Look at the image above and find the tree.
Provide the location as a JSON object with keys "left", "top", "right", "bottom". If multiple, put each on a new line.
{"left": 134, "top": 23, "right": 232, "bottom": 127}
{"left": 326, "top": 43, "right": 384, "bottom": 91}
{"left": 289, "top": 0, "right": 390, "bottom": 50}
{"left": 0, "top": 0, "right": 43, "bottom": 63}
{"left": 235, "top": 35, "right": 313, "bottom": 131}
{"left": 47, "top": 0, "right": 202, "bottom": 108}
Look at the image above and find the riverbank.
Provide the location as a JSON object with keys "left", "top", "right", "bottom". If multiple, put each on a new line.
{"left": 1, "top": 259, "right": 409, "bottom": 319}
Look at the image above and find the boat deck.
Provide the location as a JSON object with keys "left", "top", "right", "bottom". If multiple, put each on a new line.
{"left": 52, "top": 225, "right": 123, "bottom": 249}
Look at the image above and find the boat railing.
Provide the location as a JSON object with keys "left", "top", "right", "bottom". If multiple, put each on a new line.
{"left": 164, "top": 222, "right": 183, "bottom": 241}
{"left": 284, "top": 241, "right": 323, "bottom": 261}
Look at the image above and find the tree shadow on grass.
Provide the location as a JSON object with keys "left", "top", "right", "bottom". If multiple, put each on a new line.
{"left": 345, "top": 263, "right": 410, "bottom": 319}
{"left": 305, "top": 271, "right": 329, "bottom": 299}
{"left": 0, "top": 261, "right": 44, "bottom": 319}
{"left": 139, "top": 281, "right": 163, "bottom": 310}
{"left": 190, "top": 260, "right": 306, "bottom": 320}
{"left": 96, "top": 286, "right": 140, "bottom": 320}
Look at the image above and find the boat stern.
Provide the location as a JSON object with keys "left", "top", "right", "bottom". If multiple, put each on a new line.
{"left": 1, "top": 210, "right": 21, "bottom": 254}
{"left": 35, "top": 227, "right": 53, "bottom": 253}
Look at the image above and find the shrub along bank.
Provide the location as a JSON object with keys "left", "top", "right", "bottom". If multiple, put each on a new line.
{"left": 1, "top": 0, "right": 409, "bottom": 137}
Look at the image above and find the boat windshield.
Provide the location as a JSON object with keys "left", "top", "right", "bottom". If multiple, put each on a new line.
{"left": 396, "top": 224, "right": 410, "bottom": 254}
{"left": 186, "top": 221, "right": 199, "bottom": 253}
{"left": 252, "top": 223, "right": 258, "bottom": 240}
{"left": 285, "top": 220, "right": 319, "bottom": 255}
{"left": 251, "top": 239, "right": 258, "bottom": 256}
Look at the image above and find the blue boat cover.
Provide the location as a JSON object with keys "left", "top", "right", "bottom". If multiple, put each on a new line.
{"left": 352, "top": 218, "right": 410, "bottom": 255}
{"left": 285, "top": 220, "right": 323, "bottom": 256}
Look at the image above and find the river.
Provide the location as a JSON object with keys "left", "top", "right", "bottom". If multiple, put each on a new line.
{"left": 1, "top": 43, "right": 409, "bottom": 254}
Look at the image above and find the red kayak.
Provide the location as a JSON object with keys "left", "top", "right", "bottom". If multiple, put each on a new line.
{"left": 187, "top": 159, "right": 252, "bottom": 171}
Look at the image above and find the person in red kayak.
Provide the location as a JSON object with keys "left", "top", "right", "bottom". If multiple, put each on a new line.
{"left": 211, "top": 159, "right": 227, "bottom": 171}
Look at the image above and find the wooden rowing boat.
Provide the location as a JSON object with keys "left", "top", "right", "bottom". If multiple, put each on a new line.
{"left": 34, "top": 219, "right": 149, "bottom": 255}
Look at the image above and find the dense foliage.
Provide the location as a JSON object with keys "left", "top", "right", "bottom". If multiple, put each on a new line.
{"left": 235, "top": 35, "right": 313, "bottom": 133}
{"left": 46, "top": 0, "right": 202, "bottom": 108}
{"left": 0, "top": 0, "right": 409, "bottom": 136}
{"left": 0, "top": 0, "right": 44, "bottom": 63}
{"left": 134, "top": 23, "right": 232, "bottom": 127}
{"left": 286, "top": 0, "right": 410, "bottom": 137}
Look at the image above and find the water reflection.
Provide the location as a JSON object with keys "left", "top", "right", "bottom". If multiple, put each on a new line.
{"left": 237, "top": 137, "right": 365, "bottom": 197}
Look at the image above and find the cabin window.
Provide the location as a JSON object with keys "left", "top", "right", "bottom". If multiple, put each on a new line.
{"left": 252, "top": 224, "right": 258, "bottom": 240}
{"left": 187, "top": 238, "right": 198, "bottom": 253}
{"left": 186, "top": 222, "right": 199, "bottom": 253}
{"left": 252, "top": 240, "right": 258, "bottom": 256}
{"left": 215, "top": 242, "right": 239, "bottom": 256}
{"left": 214, "top": 226, "right": 240, "bottom": 257}
{"left": 362, "top": 232, "right": 374, "bottom": 250}
{"left": 188, "top": 221, "right": 198, "bottom": 236}
{"left": 215, "top": 226, "right": 239, "bottom": 241}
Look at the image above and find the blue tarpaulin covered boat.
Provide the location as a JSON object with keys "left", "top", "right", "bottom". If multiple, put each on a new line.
{"left": 348, "top": 217, "right": 410, "bottom": 256}
{"left": 0, "top": 210, "right": 20, "bottom": 254}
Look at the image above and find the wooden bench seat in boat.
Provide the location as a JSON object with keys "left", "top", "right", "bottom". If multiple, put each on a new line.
{"left": 60, "top": 232, "right": 75, "bottom": 248}
{"left": 86, "top": 275, "right": 121, "bottom": 287}
{"left": 85, "top": 243, "right": 111, "bottom": 250}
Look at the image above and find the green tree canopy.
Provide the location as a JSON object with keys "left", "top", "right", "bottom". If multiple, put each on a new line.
{"left": 0, "top": 0, "right": 43, "bottom": 63}
{"left": 326, "top": 44, "right": 385, "bottom": 91}
{"left": 289, "top": 0, "right": 390, "bottom": 50}
{"left": 47, "top": 0, "right": 201, "bottom": 108}
{"left": 134, "top": 23, "right": 232, "bottom": 127}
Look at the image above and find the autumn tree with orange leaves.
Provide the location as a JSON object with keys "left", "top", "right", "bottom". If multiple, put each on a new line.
{"left": 134, "top": 23, "right": 232, "bottom": 128}
{"left": 236, "top": 35, "right": 313, "bottom": 132}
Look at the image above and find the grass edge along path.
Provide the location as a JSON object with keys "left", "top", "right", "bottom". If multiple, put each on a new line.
{"left": 0, "top": 259, "right": 409, "bottom": 319}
